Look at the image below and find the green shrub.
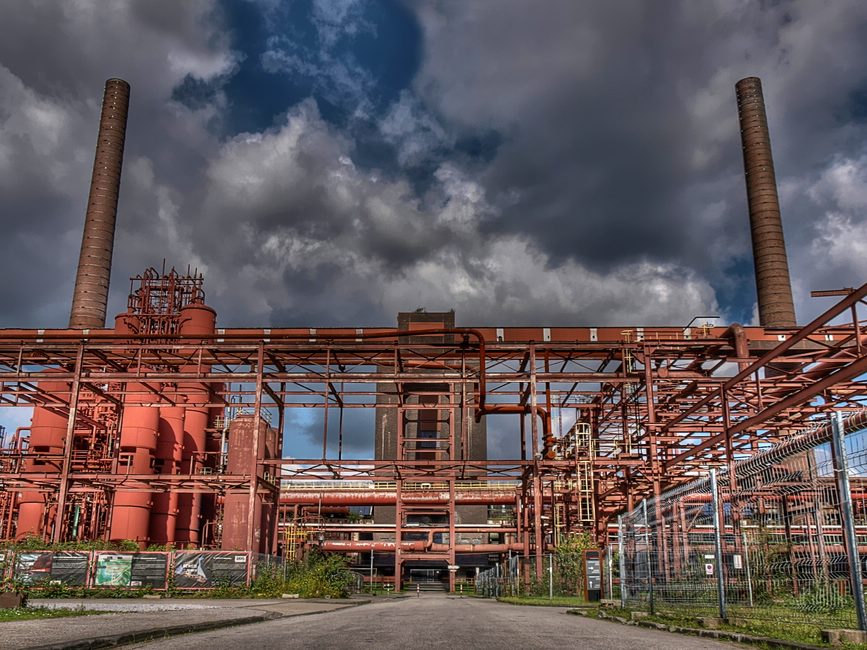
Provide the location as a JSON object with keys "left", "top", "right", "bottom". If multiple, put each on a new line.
{"left": 1, "top": 537, "right": 139, "bottom": 552}
{"left": 250, "top": 551, "right": 354, "bottom": 599}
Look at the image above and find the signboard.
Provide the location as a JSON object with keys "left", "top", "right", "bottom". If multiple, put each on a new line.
{"left": 583, "top": 550, "right": 602, "bottom": 602}
{"left": 130, "top": 554, "right": 168, "bottom": 588}
{"left": 15, "top": 552, "right": 89, "bottom": 586}
{"left": 704, "top": 563, "right": 714, "bottom": 576}
{"left": 173, "top": 552, "right": 248, "bottom": 588}
{"left": 733, "top": 554, "right": 743, "bottom": 570}
{"left": 94, "top": 554, "right": 133, "bottom": 586}
{"left": 447, "top": 565, "right": 460, "bottom": 571}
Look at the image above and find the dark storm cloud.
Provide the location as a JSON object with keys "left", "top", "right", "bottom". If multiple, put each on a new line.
{"left": 284, "top": 406, "right": 376, "bottom": 458}
{"left": 412, "top": 0, "right": 867, "bottom": 321}
{"left": 0, "top": 0, "right": 234, "bottom": 327}
{"left": 1, "top": 0, "right": 866, "bottom": 334}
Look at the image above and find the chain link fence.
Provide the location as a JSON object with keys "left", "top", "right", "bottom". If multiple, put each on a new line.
{"left": 476, "top": 553, "right": 590, "bottom": 598}
{"left": 620, "top": 411, "right": 867, "bottom": 634}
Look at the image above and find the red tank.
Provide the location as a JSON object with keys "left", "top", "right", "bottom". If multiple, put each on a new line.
{"left": 109, "top": 312, "right": 157, "bottom": 545}
{"left": 148, "top": 406, "right": 184, "bottom": 544}
{"left": 175, "top": 302, "right": 216, "bottom": 546}
{"left": 16, "top": 379, "right": 69, "bottom": 539}
{"left": 221, "top": 415, "right": 277, "bottom": 552}
{"left": 109, "top": 382, "right": 158, "bottom": 543}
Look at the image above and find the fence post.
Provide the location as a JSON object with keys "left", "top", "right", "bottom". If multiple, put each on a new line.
{"left": 548, "top": 553, "right": 553, "bottom": 600}
{"left": 742, "top": 531, "right": 753, "bottom": 608}
{"left": 830, "top": 411, "right": 867, "bottom": 631}
{"left": 642, "top": 499, "right": 654, "bottom": 615}
{"left": 710, "top": 468, "right": 727, "bottom": 621}
{"left": 618, "top": 514, "right": 627, "bottom": 608}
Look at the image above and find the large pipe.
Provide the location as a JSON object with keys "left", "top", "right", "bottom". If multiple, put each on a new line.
{"left": 735, "top": 76, "right": 796, "bottom": 328}
{"left": 279, "top": 491, "right": 516, "bottom": 506}
{"left": 69, "top": 78, "right": 130, "bottom": 330}
{"left": 320, "top": 540, "right": 523, "bottom": 553}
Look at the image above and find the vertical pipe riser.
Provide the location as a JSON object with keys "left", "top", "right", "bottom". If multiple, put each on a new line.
{"left": 735, "top": 76, "right": 796, "bottom": 328}
{"left": 69, "top": 79, "right": 130, "bottom": 330}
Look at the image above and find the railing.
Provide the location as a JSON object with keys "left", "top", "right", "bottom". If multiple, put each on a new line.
{"left": 281, "top": 480, "right": 519, "bottom": 492}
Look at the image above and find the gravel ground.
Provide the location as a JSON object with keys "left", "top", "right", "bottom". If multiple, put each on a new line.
{"left": 29, "top": 598, "right": 229, "bottom": 612}
{"left": 127, "top": 595, "right": 742, "bottom": 650}
{"left": 2, "top": 598, "right": 359, "bottom": 649}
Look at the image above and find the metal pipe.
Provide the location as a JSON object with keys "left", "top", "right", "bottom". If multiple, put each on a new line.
{"left": 279, "top": 491, "right": 516, "bottom": 505}
{"left": 70, "top": 79, "right": 130, "bottom": 330}
{"left": 735, "top": 76, "right": 796, "bottom": 328}
{"left": 319, "top": 540, "right": 523, "bottom": 552}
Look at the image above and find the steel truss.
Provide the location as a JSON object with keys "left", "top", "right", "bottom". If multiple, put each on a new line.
{"left": 0, "top": 284, "right": 864, "bottom": 582}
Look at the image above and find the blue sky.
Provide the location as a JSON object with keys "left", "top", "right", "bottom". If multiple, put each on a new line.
{"left": 2, "top": 0, "right": 867, "bottom": 456}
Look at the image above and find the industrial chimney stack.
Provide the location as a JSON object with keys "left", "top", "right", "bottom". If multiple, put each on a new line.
{"left": 735, "top": 76, "right": 796, "bottom": 328}
{"left": 69, "top": 78, "right": 130, "bottom": 330}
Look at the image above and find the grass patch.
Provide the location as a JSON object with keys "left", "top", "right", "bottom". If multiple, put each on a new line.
{"left": 498, "top": 595, "right": 591, "bottom": 607}
{"left": 0, "top": 606, "right": 102, "bottom": 622}
{"left": 601, "top": 604, "right": 854, "bottom": 647}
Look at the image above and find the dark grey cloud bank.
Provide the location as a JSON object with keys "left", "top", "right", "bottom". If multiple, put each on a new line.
{"left": 0, "top": 0, "right": 866, "bottom": 333}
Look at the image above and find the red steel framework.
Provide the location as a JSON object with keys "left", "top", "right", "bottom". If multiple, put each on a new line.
{"left": 0, "top": 271, "right": 865, "bottom": 590}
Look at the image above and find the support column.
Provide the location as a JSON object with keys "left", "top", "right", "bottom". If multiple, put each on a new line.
{"left": 529, "top": 345, "right": 544, "bottom": 578}
{"left": 245, "top": 343, "right": 264, "bottom": 585}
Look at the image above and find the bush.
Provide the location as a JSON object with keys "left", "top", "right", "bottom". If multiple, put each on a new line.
{"left": 1, "top": 537, "right": 139, "bottom": 552}
{"left": 252, "top": 551, "right": 354, "bottom": 599}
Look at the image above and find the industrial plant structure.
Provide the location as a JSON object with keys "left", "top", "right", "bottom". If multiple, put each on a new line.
{"left": 0, "top": 77, "right": 864, "bottom": 592}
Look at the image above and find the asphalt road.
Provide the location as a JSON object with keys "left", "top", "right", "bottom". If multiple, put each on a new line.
{"left": 128, "top": 595, "right": 740, "bottom": 650}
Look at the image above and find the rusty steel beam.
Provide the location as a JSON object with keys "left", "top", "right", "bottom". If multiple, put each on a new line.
{"left": 664, "top": 353, "right": 867, "bottom": 470}
{"left": 0, "top": 285, "right": 864, "bottom": 558}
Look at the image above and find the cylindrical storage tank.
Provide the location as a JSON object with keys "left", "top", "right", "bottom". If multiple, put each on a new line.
{"left": 221, "top": 416, "right": 256, "bottom": 551}
{"left": 220, "top": 492, "right": 251, "bottom": 551}
{"left": 109, "top": 383, "right": 158, "bottom": 544}
{"left": 220, "top": 416, "right": 276, "bottom": 553}
{"left": 149, "top": 406, "right": 184, "bottom": 544}
{"left": 17, "top": 379, "right": 70, "bottom": 539}
{"left": 175, "top": 302, "right": 216, "bottom": 546}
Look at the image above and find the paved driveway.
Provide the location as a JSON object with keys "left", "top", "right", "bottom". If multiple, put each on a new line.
{"left": 129, "top": 595, "right": 740, "bottom": 650}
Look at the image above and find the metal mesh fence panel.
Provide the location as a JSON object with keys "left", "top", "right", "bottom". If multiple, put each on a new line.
{"left": 619, "top": 411, "right": 867, "bottom": 634}
{"left": 478, "top": 553, "right": 592, "bottom": 599}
